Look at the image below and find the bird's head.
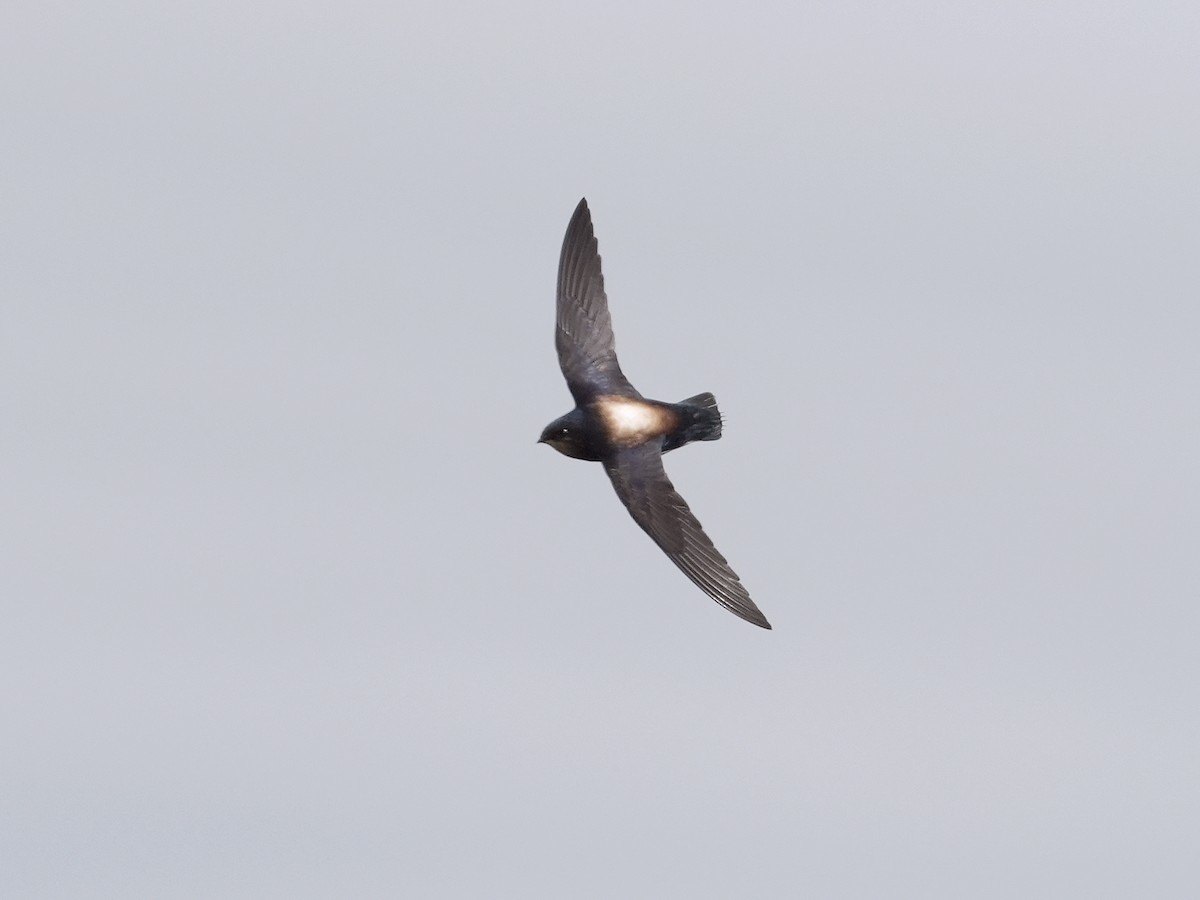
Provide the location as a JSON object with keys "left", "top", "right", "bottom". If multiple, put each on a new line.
{"left": 538, "top": 412, "right": 590, "bottom": 459}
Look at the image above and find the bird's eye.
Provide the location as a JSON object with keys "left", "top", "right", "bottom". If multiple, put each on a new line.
{"left": 561, "top": 428, "right": 569, "bottom": 435}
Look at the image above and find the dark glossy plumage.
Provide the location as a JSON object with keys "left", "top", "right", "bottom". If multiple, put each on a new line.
{"left": 555, "top": 200, "right": 640, "bottom": 404}
{"left": 540, "top": 198, "right": 771, "bottom": 630}
{"left": 604, "top": 444, "right": 769, "bottom": 629}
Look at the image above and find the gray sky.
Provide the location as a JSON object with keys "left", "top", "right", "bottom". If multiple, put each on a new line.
{"left": 3, "top": 1, "right": 1198, "bottom": 897}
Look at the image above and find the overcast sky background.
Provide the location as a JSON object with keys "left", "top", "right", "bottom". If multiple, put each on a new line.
{"left": 3, "top": 2, "right": 1198, "bottom": 897}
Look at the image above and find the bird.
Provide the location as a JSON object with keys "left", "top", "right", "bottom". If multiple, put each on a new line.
{"left": 538, "top": 198, "right": 772, "bottom": 629}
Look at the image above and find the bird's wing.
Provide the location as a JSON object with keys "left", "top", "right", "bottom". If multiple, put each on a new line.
{"left": 556, "top": 198, "right": 640, "bottom": 404}
{"left": 604, "top": 442, "right": 772, "bottom": 629}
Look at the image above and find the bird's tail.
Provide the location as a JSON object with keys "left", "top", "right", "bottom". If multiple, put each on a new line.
{"left": 676, "top": 392, "right": 723, "bottom": 443}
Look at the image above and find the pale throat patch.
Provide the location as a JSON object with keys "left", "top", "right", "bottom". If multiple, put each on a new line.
{"left": 596, "top": 397, "right": 673, "bottom": 445}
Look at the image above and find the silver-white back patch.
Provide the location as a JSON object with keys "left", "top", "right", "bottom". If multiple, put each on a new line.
{"left": 596, "top": 397, "right": 675, "bottom": 446}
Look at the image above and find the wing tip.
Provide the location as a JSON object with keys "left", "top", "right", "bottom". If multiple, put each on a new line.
{"left": 569, "top": 198, "right": 592, "bottom": 238}
{"left": 737, "top": 606, "right": 773, "bottom": 630}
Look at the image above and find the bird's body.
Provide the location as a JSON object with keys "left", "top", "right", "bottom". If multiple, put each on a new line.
{"left": 541, "top": 395, "right": 720, "bottom": 461}
{"left": 539, "top": 198, "right": 772, "bottom": 630}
